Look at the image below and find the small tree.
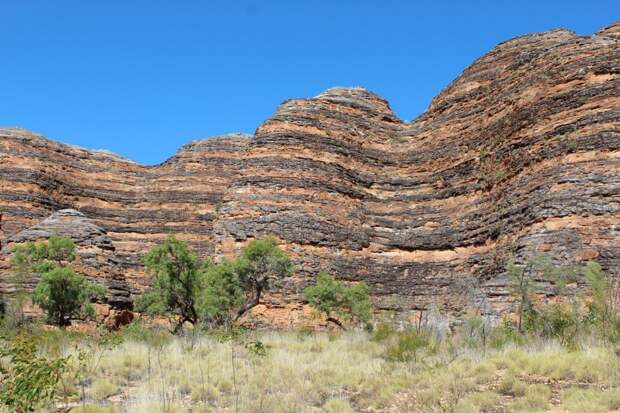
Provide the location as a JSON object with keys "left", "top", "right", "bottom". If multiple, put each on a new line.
{"left": 199, "top": 260, "right": 246, "bottom": 326}
{"left": 32, "top": 267, "right": 105, "bottom": 326}
{"left": 135, "top": 235, "right": 209, "bottom": 333}
{"left": 506, "top": 258, "right": 541, "bottom": 333}
{"left": 508, "top": 255, "right": 587, "bottom": 335}
{"left": 198, "top": 237, "right": 293, "bottom": 325}
{"left": 304, "top": 271, "right": 372, "bottom": 330}
{"left": 583, "top": 261, "right": 619, "bottom": 337}
{"left": 11, "top": 236, "right": 105, "bottom": 327}
{"left": 232, "top": 237, "right": 293, "bottom": 321}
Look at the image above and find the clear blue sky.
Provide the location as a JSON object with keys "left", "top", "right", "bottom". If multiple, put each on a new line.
{"left": 1, "top": 1, "right": 617, "bottom": 164}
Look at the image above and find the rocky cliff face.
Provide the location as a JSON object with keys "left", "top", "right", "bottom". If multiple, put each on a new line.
{"left": 1, "top": 23, "right": 619, "bottom": 325}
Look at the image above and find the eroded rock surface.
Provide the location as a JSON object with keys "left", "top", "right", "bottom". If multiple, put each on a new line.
{"left": 1, "top": 23, "right": 619, "bottom": 323}
{"left": 0, "top": 209, "right": 132, "bottom": 309}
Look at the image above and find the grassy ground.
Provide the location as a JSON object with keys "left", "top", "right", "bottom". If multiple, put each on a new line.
{"left": 14, "top": 325, "right": 619, "bottom": 413}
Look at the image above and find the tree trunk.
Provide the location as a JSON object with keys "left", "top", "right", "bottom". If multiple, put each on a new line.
{"left": 233, "top": 288, "right": 261, "bottom": 322}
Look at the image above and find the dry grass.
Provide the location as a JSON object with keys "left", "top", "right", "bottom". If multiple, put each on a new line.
{"left": 21, "top": 329, "right": 620, "bottom": 412}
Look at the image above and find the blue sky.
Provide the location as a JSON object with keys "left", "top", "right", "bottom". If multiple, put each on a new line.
{"left": 1, "top": 1, "right": 617, "bottom": 164}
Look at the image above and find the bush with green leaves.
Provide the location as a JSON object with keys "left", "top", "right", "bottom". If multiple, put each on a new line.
{"left": 33, "top": 267, "right": 106, "bottom": 326}
{"left": 461, "top": 313, "right": 491, "bottom": 348}
{"left": 12, "top": 235, "right": 77, "bottom": 271}
{"left": 385, "top": 329, "right": 430, "bottom": 362}
{"left": 10, "top": 236, "right": 105, "bottom": 327}
{"left": 523, "top": 301, "right": 581, "bottom": 348}
{"left": 198, "top": 259, "right": 245, "bottom": 325}
{"left": 582, "top": 261, "right": 620, "bottom": 342}
{"left": 504, "top": 257, "right": 620, "bottom": 346}
{"left": 506, "top": 255, "right": 579, "bottom": 334}
{"left": 135, "top": 235, "right": 210, "bottom": 332}
{"left": 0, "top": 333, "right": 69, "bottom": 412}
{"left": 303, "top": 271, "right": 372, "bottom": 329}
{"left": 199, "top": 237, "right": 293, "bottom": 325}
{"left": 584, "top": 263, "right": 617, "bottom": 322}
{"left": 233, "top": 236, "right": 294, "bottom": 319}
{"left": 137, "top": 235, "right": 293, "bottom": 331}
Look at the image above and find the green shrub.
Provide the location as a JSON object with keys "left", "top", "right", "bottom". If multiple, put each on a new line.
{"left": 11, "top": 236, "right": 105, "bottom": 326}
{"left": 385, "top": 330, "right": 429, "bottom": 362}
{"left": 561, "top": 387, "right": 620, "bottom": 413}
{"left": 135, "top": 235, "right": 208, "bottom": 333}
{"left": 198, "top": 259, "right": 245, "bottom": 324}
{"left": 199, "top": 236, "right": 293, "bottom": 326}
{"left": 371, "top": 322, "right": 396, "bottom": 342}
{"left": 463, "top": 313, "right": 488, "bottom": 347}
{"left": 524, "top": 301, "right": 581, "bottom": 348}
{"left": 0, "top": 333, "right": 69, "bottom": 412}
{"left": 498, "top": 373, "right": 526, "bottom": 397}
{"left": 304, "top": 272, "right": 372, "bottom": 329}
{"left": 583, "top": 261, "right": 620, "bottom": 342}
{"left": 510, "top": 384, "right": 551, "bottom": 412}
{"left": 33, "top": 268, "right": 105, "bottom": 326}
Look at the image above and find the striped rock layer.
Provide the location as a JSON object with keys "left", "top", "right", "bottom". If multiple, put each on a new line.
{"left": 1, "top": 23, "right": 619, "bottom": 324}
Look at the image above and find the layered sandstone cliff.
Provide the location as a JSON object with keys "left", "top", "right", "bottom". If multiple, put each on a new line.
{"left": 1, "top": 23, "right": 619, "bottom": 325}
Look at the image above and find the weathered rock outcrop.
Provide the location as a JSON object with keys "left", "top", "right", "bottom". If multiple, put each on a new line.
{"left": 1, "top": 23, "right": 619, "bottom": 324}
{"left": 0, "top": 209, "right": 132, "bottom": 309}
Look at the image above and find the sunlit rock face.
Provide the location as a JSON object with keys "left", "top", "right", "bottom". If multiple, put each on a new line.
{"left": 0, "top": 209, "right": 131, "bottom": 309}
{"left": 1, "top": 23, "right": 619, "bottom": 324}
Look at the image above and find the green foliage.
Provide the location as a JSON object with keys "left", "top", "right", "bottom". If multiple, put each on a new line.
{"left": 304, "top": 272, "right": 342, "bottom": 315}
{"left": 0, "top": 295, "right": 27, "bottom": 330}
{"left": 200, "top": 236, "right": 293, "bottom": 325}
{"left": 234, "top": 237, "right": 293, "bottom": 309}
{"left": 121, "top": 320, "right": 172, "bottom": 349}
{"left": 0, "top": 333, "right": 69, "bottom": 412}
{"left": 507, "top": 255, "right": 587, "bottom": 335}
{"left": 198, "top": 259, "right": 245, "bottom": 325}
{"left": 32, "top": 267, "right": 105, "bottom": 326}
{"left": 135, "top": 235, "right": 209, "bottom": 332}
{"left": 244, "top": 340, "right": 268, "bottom": 357}
{"left": 304, "top": 272, "right": 372, "bottom": 329}
{"left": 385, "top": 330, "right": 429, "bottom": 362}
{"left": 488, "top": 318, "right": 525, "bottom": 348}
{"left": 137, "top": 235, "right": 292, "bottom": 330}
{"left": 462, "top": 313, "right": 489, "bottom": 347}
{"left": 12, "top": 235, "right": 77, "bottom": 273}
{"left": 504, "top": 257, "right": 620, "bottom": 346}
{"left": 584, "top": 262, "right": 614, "bottom": 324}
{"left": 11, "top": 236, "right": 105, "bottom": 327}
{"left": 506, "top": 258, "right": 540, "bottom": 333}
{"left": 343, "top": 282, "right": 372, "bottom": 323}
{"left": 523, "top": 301, "right": 581, "bottom": 348}
{"left": 371, "top": 322, "right": 396, "bottom": 342}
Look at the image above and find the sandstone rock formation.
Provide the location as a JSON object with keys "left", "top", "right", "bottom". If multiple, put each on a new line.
{"left": 1, "top": 23, "right": 619, "bottom": 325}
{"left": 0, "top": 209, "right": 132, "bottom": 309}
